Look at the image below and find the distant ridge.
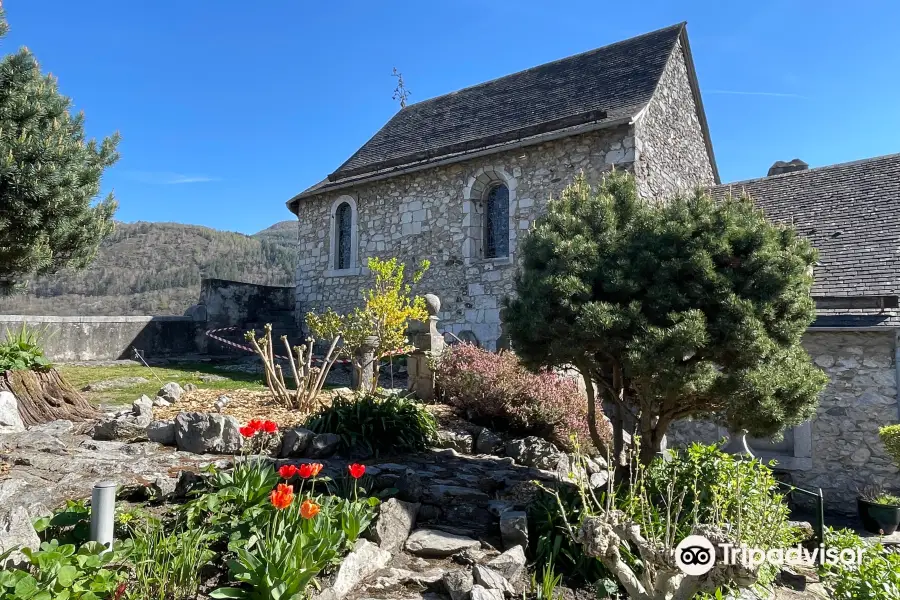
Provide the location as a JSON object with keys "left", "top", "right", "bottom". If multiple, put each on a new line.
{"left": 0, "top": 220, "right": 299, "bottom": 316}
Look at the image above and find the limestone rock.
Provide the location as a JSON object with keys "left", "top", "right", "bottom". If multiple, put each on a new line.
{"left": 443, "top": 569, "right": 474, "bottom": 600}
{"left": 0, "top": 391, "right": 25, "bottom": 434}
{"left": 405, "top": 528, "right": 481, "bottom": 558}
{"left": 153, "top": 397, "right": 171, "bottom": 408}
{"left": 0, "top": 506, "right": 40, "bottom": 567}
{"left": 157, "top": 382, "right": 185, "bottom": 403}
{"left": 470, "top": 585, "right": 504, "bottom": 600}
{"left": 132, "top": 395, "right": 154, "bottom": 419}
{"left": 309, "top": 433, "right": 340, "bottom": 458}
{"left": 198, "top": 374, "right": 228, "bottom": 383}
{"left": 147, "top": 420, "right": 176, "bottom": 446}
{"left": 373, "top": 498, "right": 419, "bottom": 553}
{"left": 505, "top": 436, "right": 567, "bottom": 471}
{"left": 174, "top": 412, "right": 242, "bottom": 454}
{"left": 474, "top": 427, "right": 503, "bottom": 455}
{"left": 183, "top": 383, "right": 197, "bottom": 393}
{"left": 486, "top": 545, "right": 526, "bottom": 582}
{"left": 279, "top": 427, "right": 316, "bottom": 458}
{"left": 316, "top": 539, "right": 390, "bottom": 600}
{"left": 93, "top": 415, "right": 149, "bottom": 442}
{"left": 436, "top": 429, "right": 474, "bottom": 454}
{"left": 499, "top": 511, "right": 528, "bottom": 550}
{"left": 473, "top": 565, "right": 514, "bottom": 596}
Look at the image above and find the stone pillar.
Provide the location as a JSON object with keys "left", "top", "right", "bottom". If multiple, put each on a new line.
{"left": 351, "top": 335, "right": 379, "bottom": 391}
{"left": 407, "top": 294, "right": 445, "bottom": 401}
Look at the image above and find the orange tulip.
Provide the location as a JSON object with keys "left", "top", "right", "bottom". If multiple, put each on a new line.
{"left": 300, "top": 499, "right": 320, "bottom": 519}
{"left": 270, "top": 483, "right": 295, "bottom": 510}
{"left": 309, "top": 462, "right": 323, "bottom": 477}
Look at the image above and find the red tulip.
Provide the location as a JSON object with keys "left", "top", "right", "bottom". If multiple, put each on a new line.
{"left": 279, "top": 464, "right": 298, "bottom": 479}
{"left": 239, "top": 425, "right": 257, "bottom": 438}
{"left": 247, "top": 419, "right": 265, "bottom": 432}
{"left": 298, "top": 463, "right": 313, "bottom": 479}
{"left": 348, "top": 463, "right": 366, "bottom": 479}
{"left": 261, "top": 420, "right": 278, "bottom": 434}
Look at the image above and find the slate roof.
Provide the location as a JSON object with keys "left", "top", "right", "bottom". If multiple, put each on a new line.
{"left": 292, "top": 23, "right": 713, "bottom": 204}
{"left": 709, "top": 153, "right": 900, "bottom": 299}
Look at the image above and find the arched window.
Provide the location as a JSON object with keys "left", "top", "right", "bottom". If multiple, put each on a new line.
{"left": 335, "top": 201, "right": 352, "bottom": 269}
{"left": 484, "top": 184, "right": 509, "bottom": 258}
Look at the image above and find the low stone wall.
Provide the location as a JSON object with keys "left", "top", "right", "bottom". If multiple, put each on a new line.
{"left": 197, "top": 278, "right": 294, "bottom": 329}
{"left": 0, "top": 315, "right": 205, "bottom": 362}
{"left": 669, "top": 329, "right": 900, "bottom": 514}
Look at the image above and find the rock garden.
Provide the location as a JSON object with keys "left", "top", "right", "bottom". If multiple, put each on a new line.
{"left": 2, "top": 179, "right": 900, "bottom": 600}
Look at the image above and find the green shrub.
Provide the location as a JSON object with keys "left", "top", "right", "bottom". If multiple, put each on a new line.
{"left": 879, "top": 424, "right": 900, "bottom": 469}
{"left": 33, "top": 499, "right": 90, "bottom": 546}
{"left": 304, "top": 392, "right": 437, "bottom": 456}
{"left": 639, "top": 443, "right": 798, "bottom": 584}
{"left": 820, "top": 528, "right": 900, "bottom": 600}
{"left": 127, "top": 518, "right": 215, "bottom": 600}
{"left": 0, "top": 324, "right": 51, "bottom": 372}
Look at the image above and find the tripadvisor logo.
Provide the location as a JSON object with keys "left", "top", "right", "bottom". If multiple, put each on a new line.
{"left": 674, "top": 535, "right": 864, "bottom": 576}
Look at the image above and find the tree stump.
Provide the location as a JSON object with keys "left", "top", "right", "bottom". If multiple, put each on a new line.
{"left": 0, "top": 368, "right": 98, "bottom": 427}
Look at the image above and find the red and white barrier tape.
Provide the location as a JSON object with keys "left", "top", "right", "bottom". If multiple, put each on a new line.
{"left": 204, "top": 327, "right": 408, "bottom": 365}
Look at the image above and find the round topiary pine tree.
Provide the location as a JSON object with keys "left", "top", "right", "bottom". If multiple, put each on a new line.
{"left": 0, "top": 7, "right": 119, "bottom": 294}
{"left": 504, "top": 171, "right": 828, "bottom": 465}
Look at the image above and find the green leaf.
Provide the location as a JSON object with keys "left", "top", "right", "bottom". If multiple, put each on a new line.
{"left": 56, "top": 565, "right": 78, "bottom": 587}
{"left": 210, "top": 587, "right": 249, "bottom": 598}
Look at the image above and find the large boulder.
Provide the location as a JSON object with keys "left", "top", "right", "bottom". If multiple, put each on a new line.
{"left": 474, "top": 427, "right": 503, "bottom": 455}
{"left": 92, "top": 414, "right": 149, "bottom": 442}
{"left": 436, "top": 429, "right": 474, "bottom": 454}
{"left": 174, "top": 412, "right": 242, "bottom": 454}
{"left": 147, "top": 420, "right": 176, "bottom": 446}
{"left": 314, "top": 539, "right": 390, "bottom": 600}
{"left": 308, "top": 433, "right": 340, "bottom": 458}
{"left": 372, "top": 498, "right": 419, "bottom": 553}
{"left": 157, "top": 382, "right": 185, "bottom": 403}
{"left": 0, "top": 506, "right": 40, "bottom": 567}
{"left": 505, "top": 436, "right": 568, "bottom": 471}
{"left": 405, "top": 528, "right": 480, "bottom": 558}
{"left": 486, "top": 545, "right": 527, "bottom": 583}
{"left": 0, "top": 391, "right": 25, "bottom": 434}
{"left": 279, "top": 427, "right": 316, "bottom": 458}
{"left": 132, "top": 395, "right": 154, "bottom": 419}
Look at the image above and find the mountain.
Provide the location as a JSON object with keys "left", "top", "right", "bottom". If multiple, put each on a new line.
{"left": 0, "top": 221, "right": 299, "bottom": 316}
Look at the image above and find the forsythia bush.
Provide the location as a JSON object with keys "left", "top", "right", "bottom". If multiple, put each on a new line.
{"left": 435, "top": 343, "right": 608, "bottom": 451}
{"left": 879, "top": 424, "right": 900, "bottom": 469}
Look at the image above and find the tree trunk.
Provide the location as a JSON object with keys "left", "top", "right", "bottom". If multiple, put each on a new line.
{"left": 0, "top": 368, "right": 98, "bottom": 427}
{"left": 576, "top": 359, "right": 610, "bottom": 456}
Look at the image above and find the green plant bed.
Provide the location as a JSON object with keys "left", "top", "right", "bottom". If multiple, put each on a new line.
{"left": 304, "top": 391, "right": 437, "bottom": 456}
{"left": 0, "top": 428, "right": 380, "bottom": 600}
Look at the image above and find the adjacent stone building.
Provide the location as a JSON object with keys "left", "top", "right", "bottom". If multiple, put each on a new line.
{"left": 288, "top": 23, "right": 717, "bottom": 347}
{"left": 288, "top": 22, "right": 900, "bottom": 512}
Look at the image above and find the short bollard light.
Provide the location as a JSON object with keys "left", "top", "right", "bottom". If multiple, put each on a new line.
{"left": 89, "top": 480, "right": 117, "bottom": 547}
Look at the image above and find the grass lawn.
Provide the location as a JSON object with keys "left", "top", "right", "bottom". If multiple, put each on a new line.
{"left": 59, "top": 362, "right": 268, "bottom": 407}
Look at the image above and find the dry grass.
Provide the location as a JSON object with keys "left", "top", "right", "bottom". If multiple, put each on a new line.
{"left": 153, "top": 388, "right": 342, "bottom": 428}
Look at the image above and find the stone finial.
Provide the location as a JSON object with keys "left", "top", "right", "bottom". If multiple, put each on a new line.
{"left": 424, "top": 294, "right": 441, "bottom": 317}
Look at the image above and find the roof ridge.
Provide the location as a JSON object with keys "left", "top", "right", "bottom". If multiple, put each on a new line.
{"left": 400, "top": 22, "right": 685, "bottom": 111}
{"left": 717, "top": 151, "right": 900, "bottom": 188}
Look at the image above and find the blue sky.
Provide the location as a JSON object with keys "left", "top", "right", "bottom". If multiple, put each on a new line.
{"left": 4, "top": 1, "right": 898, "bottom": 234}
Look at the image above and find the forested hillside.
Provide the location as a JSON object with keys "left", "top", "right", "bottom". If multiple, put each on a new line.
{"left": 0, "top": 221, "right": 298, "bottom": 316}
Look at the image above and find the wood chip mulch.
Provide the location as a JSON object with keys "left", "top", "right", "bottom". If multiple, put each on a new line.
{"left": 153, "top": 388, "right": 341, "bottom": 428}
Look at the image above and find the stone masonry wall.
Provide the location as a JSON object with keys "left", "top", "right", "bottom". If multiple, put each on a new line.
{"left": 634, "top": 39, "right": 716, "bottom": 200}
{"left": 670, "top": 330, "right": 900, "bottom": 514}
{"left": 295, "top": 126, "right": 636, "bottom": 349}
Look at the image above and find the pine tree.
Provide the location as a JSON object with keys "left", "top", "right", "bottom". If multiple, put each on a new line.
{"left": 504, "top": 171, "right": 828, "bottom": 465}
{"left": 0, "top": 7, "right": 119, "bottom": 293}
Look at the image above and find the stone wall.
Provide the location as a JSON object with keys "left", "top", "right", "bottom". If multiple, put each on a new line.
{"left": 669, "top": 330, "right": 900, "bottom": 514}
{"left": 0, "top": 315, "right": 205, "bottom": 362}
{"left": 295, "top": 126, "right": 636, "bottom": 350}
{"left": 633, "top": 39, "right": 716, "bottom": 200}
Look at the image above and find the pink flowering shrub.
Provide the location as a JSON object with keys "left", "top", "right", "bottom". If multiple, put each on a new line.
{"left": 434, "top": 343, "right": 609, "bottom": 452}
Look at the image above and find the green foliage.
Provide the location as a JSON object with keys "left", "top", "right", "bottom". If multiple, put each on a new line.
{"left": 0, "top": 324, "right": 51, "bottom": 372}
{"left": 0, "top": 10, "right": 119, "bottom": 294}
{"left": 820, "top": 528, "right": 900, "bottom": 600}
{"left": 33, "top": 500, "right": 90, "bottom": 546}
{"left": 505, "top": 172, "right": 827, "bottom": 462}
{"left": 304, "top": 392, "right": 437, "bottom": 456}
{"left": 126, "top": 517, "right": 215, "bottom": 600}
{"left": 0, "top": 221, "right": 298, "bottom": 316}
{"left": 879, "top": 424, "right": 900, "bottom": 469}
{"left": 528, "top": 486, "right": 613, "bottom": 587}
{"left": 307, "top": 257, "right": 429, "bottom": 391}
{"left": 530, "top": 563, "right": 563, "bottom": 600}
{"left": 0, "top": 540, "right": 130, "bottom": 600}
